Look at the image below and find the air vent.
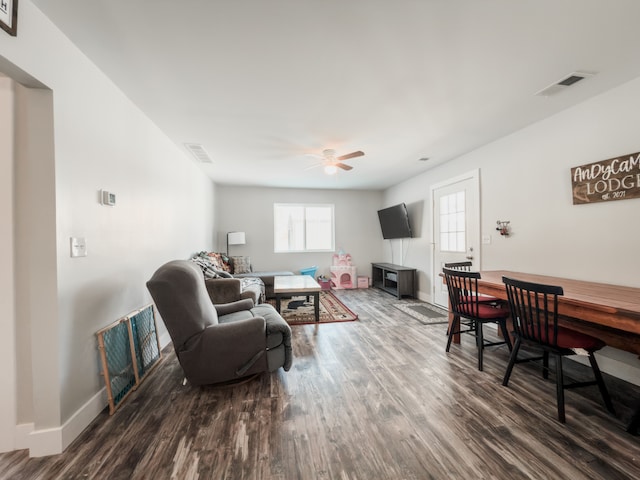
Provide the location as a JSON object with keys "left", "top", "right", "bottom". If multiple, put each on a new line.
{"left": 184, "top": 143, "right": 213, "bottom": 163}
{"left": 557, "top": 75, "right": 585, "bottom": 86}
{"left": 535, "top": 72, "right": 594, "bottom": 97}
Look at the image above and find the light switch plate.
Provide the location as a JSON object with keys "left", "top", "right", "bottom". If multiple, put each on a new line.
{"left": 70, "top": 237, "right": 87, "bottom": 257}
{"left": 482, "top": 235, "right": 492, "bottom": 245}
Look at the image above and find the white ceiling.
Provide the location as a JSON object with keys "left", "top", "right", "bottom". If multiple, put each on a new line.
{"left": 31, "top": 0, "right": 640, "bottom": 190}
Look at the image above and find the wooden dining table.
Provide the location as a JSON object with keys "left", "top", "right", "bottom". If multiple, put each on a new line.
{"left": 446, "top": 270, "right": 640, "bottom": 434}
{"left": 448, "top": 270, "right": 640, "bottom": 355}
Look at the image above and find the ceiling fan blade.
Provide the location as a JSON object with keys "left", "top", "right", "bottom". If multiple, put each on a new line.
{"left": 304, "top": 163, "right": 323, "bottom": 171}
{"left": 337, "top": 150, "right": 364, "bottom": 161}
{"left": 336, "top": 162, "right": 353, "bottom": 171}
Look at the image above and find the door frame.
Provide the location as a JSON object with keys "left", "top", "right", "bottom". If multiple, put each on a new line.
{"left": 430, "top": 169, "right": 481, "bottom": 306}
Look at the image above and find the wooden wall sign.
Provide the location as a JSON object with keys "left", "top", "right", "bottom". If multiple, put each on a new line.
{"left": 571, "top": 151, "right": 640, "bottom": 205}
{"left": 0, "top": 0, "right": 18, "bottom": 36}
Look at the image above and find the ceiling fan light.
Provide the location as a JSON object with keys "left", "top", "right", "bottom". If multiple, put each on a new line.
{"left": 324, "top": 164, "right": 338, "bottom": 175}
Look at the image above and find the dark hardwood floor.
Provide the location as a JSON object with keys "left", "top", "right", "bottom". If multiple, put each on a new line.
{"left": 2, "top": 288, "right": 640, "bottom": 479}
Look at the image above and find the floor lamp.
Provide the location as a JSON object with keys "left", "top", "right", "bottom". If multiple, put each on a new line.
{"left": 227, "top": 231, "right": 246, "bottom": 255}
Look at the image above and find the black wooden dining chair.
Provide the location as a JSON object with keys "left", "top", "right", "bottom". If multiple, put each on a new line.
{"left": 501, "top": 276, "right": 615, "bottom": 423}
{"left": 443, "top": 262, "right": 500, "bottom": 303}
{"left": 443, "top": 268, "right": 512, "bottom": 371}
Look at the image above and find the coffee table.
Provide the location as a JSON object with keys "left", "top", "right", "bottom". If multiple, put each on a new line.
{"left": 274, "top": 275, "right": 322, "bottom": 322}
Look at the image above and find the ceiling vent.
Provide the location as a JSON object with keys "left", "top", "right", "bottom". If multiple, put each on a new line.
{"left": 184, "top": 143, "right": 213, "bottom": 163}
{"left": 535, "top": 72, "right": 594, "bottom": 97}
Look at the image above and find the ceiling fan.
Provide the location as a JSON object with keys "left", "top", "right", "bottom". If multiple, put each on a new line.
{"left": 306, "top": 149, "right": 365, "bottom": 175}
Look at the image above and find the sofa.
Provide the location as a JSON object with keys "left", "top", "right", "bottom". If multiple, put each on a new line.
{"left": 147, "top": 260, "right": 292, "bottom": 385}
{"left": 192, "top": 251, "right": 294, "bottom": 299}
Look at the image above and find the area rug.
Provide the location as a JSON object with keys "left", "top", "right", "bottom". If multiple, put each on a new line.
{"left": 393, "top": 302, "right": 449, "bottom": 325}
{"left": 267, "top": 291, "right": 358, "bottom": 325}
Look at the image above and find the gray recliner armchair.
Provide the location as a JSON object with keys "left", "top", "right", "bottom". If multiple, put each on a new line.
{"left": 147, "top": 260, "right": 292, "bottom": 385}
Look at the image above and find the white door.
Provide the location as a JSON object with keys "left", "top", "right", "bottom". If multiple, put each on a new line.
{"left": 431, "top": 170, "right": 480, "bottom": 308}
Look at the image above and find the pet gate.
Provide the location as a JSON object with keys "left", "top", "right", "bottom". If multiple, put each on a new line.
{"left": 96, "top": 304, "right": 162, "bottom": 414}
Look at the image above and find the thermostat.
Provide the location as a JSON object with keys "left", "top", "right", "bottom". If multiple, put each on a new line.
{"left": 101, "top": 190, "right": 116, "bottom": 206}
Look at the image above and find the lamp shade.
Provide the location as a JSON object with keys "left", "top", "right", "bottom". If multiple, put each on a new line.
{"left": 227, "top": 231, "right": 246, "bottom": 246}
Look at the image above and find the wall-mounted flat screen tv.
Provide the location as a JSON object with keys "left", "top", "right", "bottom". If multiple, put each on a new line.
{"left": 377, "top": 203, "right": 413, "bottom": 239}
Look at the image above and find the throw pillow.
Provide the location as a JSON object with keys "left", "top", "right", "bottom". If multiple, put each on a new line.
{"left": 232, "top": 256, "right": 252, "bottom": 274}
{"left": 219, "top": 253, "right": 233, "bottom": 272}
{"left": 206, "top": 252, "right": 232, "bottom": 273}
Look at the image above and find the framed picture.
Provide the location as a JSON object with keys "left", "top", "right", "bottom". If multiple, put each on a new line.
{"left": 0, "top": 0, "right": 18, "bottom": 36}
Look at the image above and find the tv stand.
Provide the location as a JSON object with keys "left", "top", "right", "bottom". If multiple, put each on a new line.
{"left": 371, "top": 263, "right": 416, "bottom": 299}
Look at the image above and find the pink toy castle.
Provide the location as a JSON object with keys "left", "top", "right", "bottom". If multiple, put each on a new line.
{"left": 330, "top": 250, "right": 356, "bottom": 289}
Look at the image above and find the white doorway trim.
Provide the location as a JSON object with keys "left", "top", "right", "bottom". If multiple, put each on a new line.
{"left": 0, "top": 76, "right": 17, "bottom": 453}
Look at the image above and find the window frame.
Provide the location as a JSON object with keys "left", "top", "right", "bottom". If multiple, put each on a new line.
{"left": 439, "top": 191, "right": 466, "bottom": 253}
{"left": 273, "top": 203, "right": 335, "bottom": 253}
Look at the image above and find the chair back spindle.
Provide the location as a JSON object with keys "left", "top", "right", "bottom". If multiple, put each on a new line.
{"left": 503, "top": 277, "right": 563, "bottom": 348}
{"left": 443, "top": 261, "right": 473, "bottom": 272}
{"left": 443, "top": 267, "right": 482, "bottom": 317}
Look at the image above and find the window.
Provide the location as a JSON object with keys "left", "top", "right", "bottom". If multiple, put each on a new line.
{"left": 274, "top": 204, "right": 335, "bottom": 252}
{"left": 439, "top": 191, "right": 466, "bottom": 252}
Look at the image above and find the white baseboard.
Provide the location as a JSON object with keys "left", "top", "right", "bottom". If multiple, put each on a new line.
{"left": 28, "top": 387, "right": 107, "bottom": 457}
{"left": 28, "top": 332, "right": 172, "bottom": 457}
{"left": 28, "top": 426, "right": 64, "bottom": 458}
{"left": 60, "top": 388, "right": 108, "bottom": 453}
{"left": 14, "top": 423, "right": 33, "bottom": 450}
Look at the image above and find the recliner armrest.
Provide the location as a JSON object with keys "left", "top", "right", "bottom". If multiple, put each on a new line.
{"left": 214, "top": 298, "right": 255, "bottom": 316}
{"left": 202, "top": 315, "right": 266, "bottom": 345}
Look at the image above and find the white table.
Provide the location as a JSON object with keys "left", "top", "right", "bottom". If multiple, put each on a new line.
{"left": 274, "top": 275, "right": 322, "bottom": 322}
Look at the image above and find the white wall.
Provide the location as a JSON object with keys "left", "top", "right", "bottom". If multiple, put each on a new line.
{"left": 215, "top": 185, "right": 383, "bottom": 279}
{"left": 386, "top": 75, "right": 640, "bottom": 297}
{"left": 1, "top": 1, "right": 216, "bottom": 455}
{"left": 384, "top": 74, "right": 640, "bottom": 383}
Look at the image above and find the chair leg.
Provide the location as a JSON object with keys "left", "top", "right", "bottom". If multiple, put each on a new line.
{"left": 502, "top": 338, "right": 521, "bottom": 386}
{"left": 543, "top": 351, "right": 549, "bottom": 379}
{"left": 498, "top": 320, "right": 512, "bottom": 351}
{"left": 588, "top": 352, "right": 616, "bottom": 415}
{"left": 556, "top": 354, "right": 566, "bottom": 423}
{"left": 446, "top": 315, "right": 460, "bottom": 352}
{"left": 477, "top": 321, "right": 484, "bottom": 371}
{"left": 627, "top": 403, "right": 640, "bottom": 435}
